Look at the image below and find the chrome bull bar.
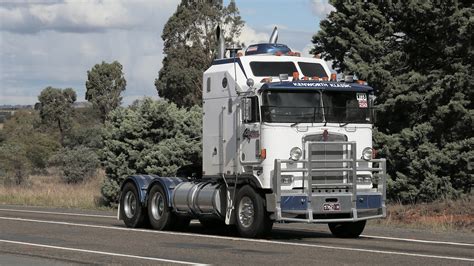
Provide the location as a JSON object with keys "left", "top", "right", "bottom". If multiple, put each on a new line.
{"left": 270, "top": 141, "right": 387, "bottom": 223}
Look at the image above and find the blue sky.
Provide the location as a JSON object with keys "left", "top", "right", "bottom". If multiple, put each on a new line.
{"left": 0, "top": 0, "right": 334, "bottom": 105}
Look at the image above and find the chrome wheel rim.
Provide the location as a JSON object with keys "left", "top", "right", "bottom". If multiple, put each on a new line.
{"left": 124, "top": 191, "right": 136, "bottom": 219}
{"left": 238, "top": 196, "right": 254, "bottom": 228}
{"left": 151, "top": 192, "right": 165, "bottom": 220}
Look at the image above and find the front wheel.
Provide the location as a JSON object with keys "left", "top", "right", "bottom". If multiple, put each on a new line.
{"left": 235, "top": 185, "right": 273, "bottom": 238}
{"left": 328, "top": 220, "right": 366, "bottom": 238}
{"left": 120, "top": 182, "right": 147, "bottom": 228}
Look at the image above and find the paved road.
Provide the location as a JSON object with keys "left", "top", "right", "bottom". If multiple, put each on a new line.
{"left": 0, "top": 205, "right": 472, "bottom": 265}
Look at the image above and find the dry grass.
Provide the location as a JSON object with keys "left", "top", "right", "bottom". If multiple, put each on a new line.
{"left": 373, "top": 196, "right": 474, "bottom": 233}
{"left": 0, "top": 170, "right": 110, "bottom": 210}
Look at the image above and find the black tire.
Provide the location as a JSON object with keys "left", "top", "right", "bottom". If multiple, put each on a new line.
{"left": 147, "top": 184, "right": 190, "bottom": 231}
{"left": 120, "top": 182, "right": 147, "bottom": 228}
{"left": 328, "top": 220, "right": 366, "bottom": 238}
{"left": 235, "top": 185, "right": 273, "bottom": 238}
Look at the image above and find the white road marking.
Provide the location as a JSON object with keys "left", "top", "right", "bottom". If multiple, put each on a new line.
{"left": 0, "top": 208, "right": 116, "bottom": 219}
{"left": 1, "top": 208, "right": 472, "bottom": 247}
{"left": 0, "top": 216, "right": 472, "bottom": 262}
{"left": 0, "top": 239, "right": 205, "bottom": 265}
{"left": 361, "top": 234, "right": 474, "bottom": 247}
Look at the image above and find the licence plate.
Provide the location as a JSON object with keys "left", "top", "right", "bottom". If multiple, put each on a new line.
{"left": 323, "top": 203, "right": 341, "bottom": 211}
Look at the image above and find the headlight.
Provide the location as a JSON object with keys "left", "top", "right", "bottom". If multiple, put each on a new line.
{"left": 362, "top": 147, "right": 373, "bottom": 161}
{"left": 289, "top": 147, "right": 302, "bottom": 161}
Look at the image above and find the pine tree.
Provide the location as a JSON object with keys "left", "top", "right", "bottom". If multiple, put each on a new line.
{"left": 155, "top": 0, "right": 244, "bottom": 107}
{"left": 312, "top": 0, "right": 473, "bottom": 202}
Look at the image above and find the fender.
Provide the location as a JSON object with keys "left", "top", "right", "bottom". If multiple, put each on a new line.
{"left": 121, "top": 175, "right": 186, "bottom": 207}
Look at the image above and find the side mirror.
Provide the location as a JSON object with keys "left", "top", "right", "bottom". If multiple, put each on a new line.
{"left": 242, "top": 98, "right": 252, "bottom": 122}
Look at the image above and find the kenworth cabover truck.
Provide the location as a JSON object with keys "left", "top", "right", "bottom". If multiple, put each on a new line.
{"left": 118, "top": 27, "right": 387, "bottom": 238}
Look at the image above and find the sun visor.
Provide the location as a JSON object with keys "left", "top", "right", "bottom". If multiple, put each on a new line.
{"left": 259, "top": 81, "right": 374, "bottom": 92}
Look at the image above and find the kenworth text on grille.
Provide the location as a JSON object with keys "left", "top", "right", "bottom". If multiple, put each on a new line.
{"left": 118, "top": 27, "right": 387, "bottom": 238}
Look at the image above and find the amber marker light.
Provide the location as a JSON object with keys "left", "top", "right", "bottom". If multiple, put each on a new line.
{"left": 292, "top": 72, "right": 299, "bottom": 80}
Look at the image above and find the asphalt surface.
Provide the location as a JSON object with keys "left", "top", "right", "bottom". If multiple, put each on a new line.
{"left": 0, "top": 205, "right": 473, "bottom": 265}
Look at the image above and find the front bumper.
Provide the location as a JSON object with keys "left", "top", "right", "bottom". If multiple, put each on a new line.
{"left": 267, "top": 141, "right": 387, "bottom": 223}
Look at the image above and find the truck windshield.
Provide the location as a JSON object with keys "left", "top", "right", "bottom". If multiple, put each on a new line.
{"left": 261, "top": 90, "right": 371, "bottom": 124}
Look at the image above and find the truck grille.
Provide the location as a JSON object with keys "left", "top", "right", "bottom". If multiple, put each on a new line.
{"left": 304, "top": 133, "right": 349, "bottom": 185}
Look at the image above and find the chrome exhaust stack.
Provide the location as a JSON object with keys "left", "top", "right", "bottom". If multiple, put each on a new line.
{"left": 269, "top": 26, "right": 278, "bottom": 44}
{"left": 216, "top": 25, "right": 225, "bottom": 59}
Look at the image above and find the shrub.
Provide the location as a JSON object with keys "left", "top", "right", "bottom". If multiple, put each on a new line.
{"left": 0, "top": 141, "right": 31, "bottom": 185}
{"left": 50, "top": 146, "right": 100, "bottom": 183}
{"left": 101, "top": 98, "right": 202, "bottom": 204}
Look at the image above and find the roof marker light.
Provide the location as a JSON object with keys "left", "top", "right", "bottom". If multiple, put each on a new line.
{"left": 330, "top": 73, "right": 337, "bottom": 81}
{"left": 322, "top": 77, "right": 328, "bottom": 81}
{"left": 312, "top": 76, "right": 319, "bottom": 80}
{"left": 303, "top": 76, "right": 309, "bottom": 80}
{"left": 260, "top": 77, "right": 272, "bottom": 83}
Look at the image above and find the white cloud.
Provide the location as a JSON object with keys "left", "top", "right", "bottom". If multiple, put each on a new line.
{"left": 301, "top": 43, "right": 314, "bottom": 57}
{"left": 239, "top": 25, "right": 269, "bottom": 47}
{"left": 0, "top": 0, "right": 180, "bottom": 105}
{"left": 310, "top": 0, "right": 335, "bottom": 18}
{"left": 0, "top": 0, "right": 180, "bottom": 34}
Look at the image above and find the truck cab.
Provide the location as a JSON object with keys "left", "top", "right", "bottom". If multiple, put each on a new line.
{"left": 202, "top": 43, "right": 386, "bottom": 234}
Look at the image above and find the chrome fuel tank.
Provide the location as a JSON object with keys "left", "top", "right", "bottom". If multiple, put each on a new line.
{"left": 172, "top": 182, "right": 225, "bottom": 216}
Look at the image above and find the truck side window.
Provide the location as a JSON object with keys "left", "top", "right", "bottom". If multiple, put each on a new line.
{"left": 206, "top": 77, "right": 211, "bottom": 92}
{"left": 242, "top": 96, "right": 260, "bottom": 123}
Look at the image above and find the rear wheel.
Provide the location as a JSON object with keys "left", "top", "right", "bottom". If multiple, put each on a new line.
{"left": 235, "top": 185, "right": 273, "bottom": 238}
{"left": 120, "top": 182, "right": 146, "bottom": 228}
{"left": 147, "top": 184, "right": 190, "bottom": 231}
{"left": 328, "top": 220, "right": 366, "bottom": 238}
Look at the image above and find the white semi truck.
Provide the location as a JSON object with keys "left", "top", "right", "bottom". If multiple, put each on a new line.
{"left": 118, "top": 28, "right": 387, "bottom": 238}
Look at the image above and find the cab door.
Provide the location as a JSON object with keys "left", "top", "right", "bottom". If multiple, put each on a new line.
{"left": 239, "top": 96, "right": 261, "bottom": 170}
